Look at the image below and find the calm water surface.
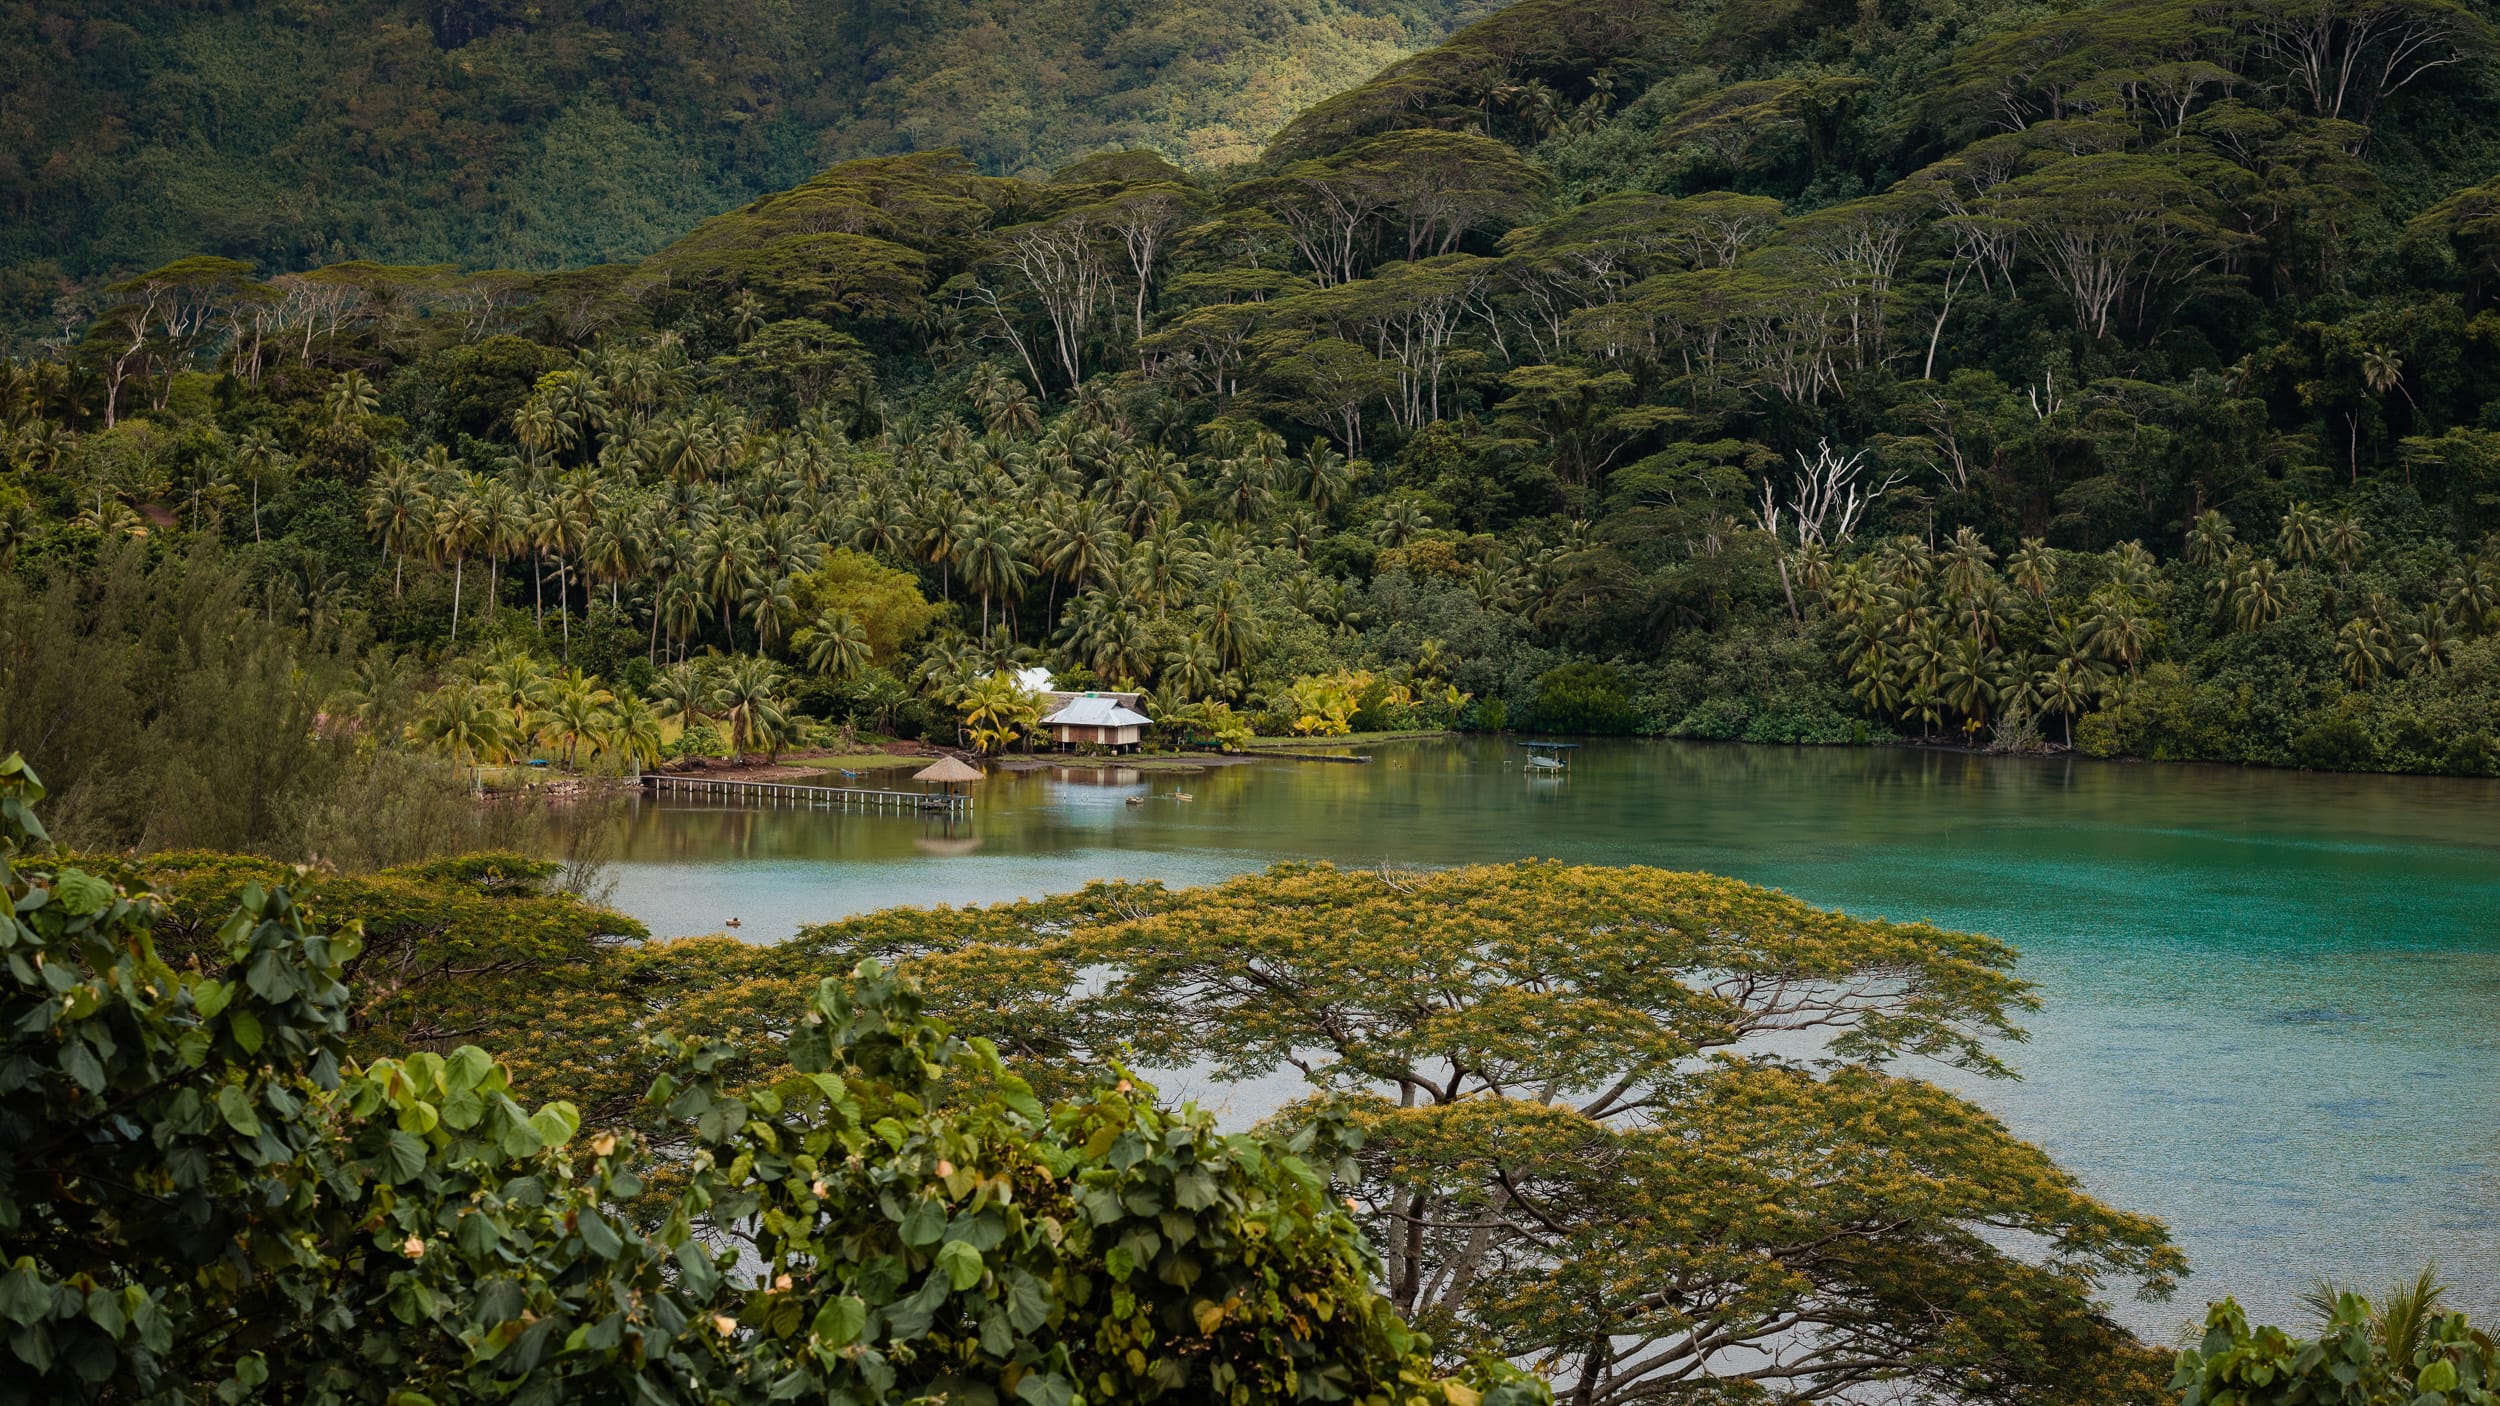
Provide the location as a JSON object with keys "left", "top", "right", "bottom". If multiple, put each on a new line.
{"left": 594, "top": 738, "right": 2500, "bottom": 1335}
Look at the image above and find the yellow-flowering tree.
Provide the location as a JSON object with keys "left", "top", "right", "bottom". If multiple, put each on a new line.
{"left": 806, "top": 862, "right": 2185, "bottom": 1404}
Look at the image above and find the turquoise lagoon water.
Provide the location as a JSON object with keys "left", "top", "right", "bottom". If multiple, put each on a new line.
{"left": 594, "top": 738, "right": 2500, "bottom": 1335}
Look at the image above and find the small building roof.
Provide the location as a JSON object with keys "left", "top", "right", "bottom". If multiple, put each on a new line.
{"left": 1003, "top": 666, "right": 1055, "bottom": 693}
{"left": 1043, "top": 694, "right": 1153, "bottom": 728}
{"left": 913, "top": 755, "right": 987, "bottom": 784}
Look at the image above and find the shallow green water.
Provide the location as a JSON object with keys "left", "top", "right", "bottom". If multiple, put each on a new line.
{"left": 597, "top": 738, "right": 2500, "bottom": 1334}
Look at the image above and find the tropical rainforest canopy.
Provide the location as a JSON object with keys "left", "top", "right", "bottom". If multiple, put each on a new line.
{"left": 8, "top": 0, "right": 2500, "bottom": 835}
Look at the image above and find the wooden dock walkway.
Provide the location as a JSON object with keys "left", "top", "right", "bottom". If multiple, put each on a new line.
{"left": 643, "top": 773, "right": 969, "bottom": 813}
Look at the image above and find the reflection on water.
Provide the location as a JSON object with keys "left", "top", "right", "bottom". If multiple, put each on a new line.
{"left": 581, "top": 739, "right": 2500, "bottom": 1335}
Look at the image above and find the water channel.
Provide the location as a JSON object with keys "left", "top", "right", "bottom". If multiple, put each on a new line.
{"left": 594, "top": 737, "right": 2500, "bottom": 1337}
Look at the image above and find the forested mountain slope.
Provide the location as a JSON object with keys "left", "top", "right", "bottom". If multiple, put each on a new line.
{"left": 0, "top": 0, "right": 1485, "bottom": 300}
{"left": 12, "top": 0, "right": 2500, "bottom": 863}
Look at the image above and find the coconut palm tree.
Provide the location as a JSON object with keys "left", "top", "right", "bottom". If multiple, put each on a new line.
{"left": 695, "top": 517, "right": 757, "bottom": 648}
{"left": 2034, "top": 657, "right": 2100, "bottom": 746}
{"left": 2399, "top": 609, "right": 2453, "bottom": 676}
{"left": 582, "top": 504, "right": 639, "bottom": 613}
{"left": 2336, "top": 616, "right": 2394, "bottom": 687}
{"left": 2278, "top": 502, "right": 2326, "bottom": 564}
{"left": 541, "top": 672, "right": 617, "bottom": 769}
{"left": 233, "top": 428, "right": 288, "bottom": 544}
{"left": 2082, "top": 594, "right": 2151, "bottom": 674}
{"left": 1209, "top": 450, "right": 1277, "bottom": 525}
{"left": 1297, "top": 444, "right": 1356, "bottom": 514}
{"left": 1935, "top": 636, "right": 1998, "bottom": 732}
{"left": 1090, "top": 609, "right": 1156, "bottom": 686}
{"left": 364, "top": 464, "right": 433, "bottom": 598}
{"left": 2324, "top": 513, "right": 2372, "bottom": 572}
{"left": 2184, "top": 509, "right": 2237, "bottom": 569}
{"left": 1939, "top": 526, "right": 1997, "bottom": 603}
{"left": 1373, "top": 498, "right": 1433, "bottom": 547}
{"left": 430, "top": 478, "right": 491, "bottom": 644}
{"left": 646, "top": 663, "right": 711, "bottom": 744}
{"left": 741, "top": 570, "right": 803, "bottom": 654}
{"left": 959, "top": 671, "right": 1041, "bottom": 755}
{"left": 2106, "top": 541, "right": 2159, "bottom": 593}
{"left": 1036, "top": 497, "right": 1121, "bottom": 628}
{"left": 324, "top": 370, "right": 379, "bottom": 426}
{"left": 709, "top": 656, "right": 789, "bottom": 758}
{"left": 604, "top": 693, "right": 665, "bottom": 773}
{"left": 954, "top": 513, "right": 1032, "bottom": 640}
{"left": 1130, "top": 529, "right": 1207, "bottom": 618}
{"left": 795, "top": 606, "right": 872, "bottom": 681}
{"left": 530, "top": 488, "right": 595, "bottom": 655}
{"left": 482, "top": 650, "right": 554, "bottom": 745}
{"left": 475, "top": 476, "right": 530, "bottom": 611}
{"left": 2229, "top": 556, "right": 2292, "bottom": 630}
{"left": 1163, "top": 636, "right": 1222, "bottom": 700}
{"left": 2450, "top": 557, "right": 2499, "bottom": 634}
{"left": 1196, "top": 576, "right": 1262, "bottom": 674}
{"left": 657, "top": 575, "right": 713, "bottom": 664}
{"left": 414, "top": 685, "right": 512, "bottom": 778}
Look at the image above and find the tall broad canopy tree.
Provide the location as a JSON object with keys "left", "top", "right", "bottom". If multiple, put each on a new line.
{"left": 810, "top": 861, "right": 2188, "bottom": 1404}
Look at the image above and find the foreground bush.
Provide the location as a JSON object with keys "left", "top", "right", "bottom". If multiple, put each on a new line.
{"left": 2175, "top": 1292, "right": 2500, "bottom": 1406}
{"left": 0, "top": 753, "right": 1532, "bottom": 1406}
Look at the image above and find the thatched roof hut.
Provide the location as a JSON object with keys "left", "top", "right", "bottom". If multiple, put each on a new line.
{"left": 913, "top": 755, "right": 985, "bottom": 792}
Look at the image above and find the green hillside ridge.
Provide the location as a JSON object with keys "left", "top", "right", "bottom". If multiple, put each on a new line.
{"left": 10, "top": 0, "right": 2500, "bottom": 833}
{"left": 0, "top": 0, "right": 1488, "bottom": 299}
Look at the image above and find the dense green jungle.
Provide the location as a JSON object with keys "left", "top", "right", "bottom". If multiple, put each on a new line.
{"left": 13, "top": 0, "right": 2500, "bottom": 835}
{"left": 9, "top": 0, "right": 2500, "bottom": 859}
{"left": 0, "top": 0, "right": 1491, "bottom": 281}
{"left": 8, "top": 0, "right": 2500, "bottom": 1399}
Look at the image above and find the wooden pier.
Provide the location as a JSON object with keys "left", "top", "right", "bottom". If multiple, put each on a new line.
{"left": 643, "top": 773, "right": 969, "bottom": 813}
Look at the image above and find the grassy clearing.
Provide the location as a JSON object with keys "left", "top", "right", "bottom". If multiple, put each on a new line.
{"left": 785, "top": 753, "right": 925, "bottom": 772}
{"left": 1240, "top": 730, "right": 1453, "bottom": 749}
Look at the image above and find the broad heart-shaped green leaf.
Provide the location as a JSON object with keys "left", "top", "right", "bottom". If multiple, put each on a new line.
{"left": 527, "top": 1102, "right": 579, "bottom": 1150}
{"left": 379, "top": 1130, "right": 426, "bottom": 1184}
{"left": 697, "top": 1096, "right": 747, "bottom": 1144}
{"left": 899, "top": 1197, "right": 947, "bottom": 1247}
{"left": 675, "top": 1240, "right": 723, "bottom": 1301}
{"left": 1015, "top": 1372, "right": 1076, "bottom": 1406}
{"left": 214, "top": 1085, "right": 261, "bottom": 1138}
{"left": 84, "top": 1283, "right": 127, "bottom": 1339}
{"left": 810, "top": 1295, "right": 867, "bottom": 1347}
{"left": 244, "top": 946, "right": 301, "bottom": 1002}
{"left": 398, "top": 1098, "right": 441, "bottom": 1137}
{"left": 59, "top": 1039, "right": 104, "bottom": 1094}
{"left": 445, "top": 1045, "right": 495, "bottom": 1093}
{"left": 500, "top": 1115, "right": 543, "bottom": 1159}
{"left": 1001, "top": 1269, "right": 1050, "bottom": 1334}
{"left": 51, "top": 869, "right": 112, "bottom": 916}
{"left": 0, "top": 1259, "right": 48, "bottom": 1327}
{"left": 935, "top": 1239, "right": 984, "bottom": 1292}
{"left": 882, "top": 1271, "right": 950, "bottom": 1342}
{"left": 227, "top": 1009, "right": 264, "bottom": 1055}
{"left": 574, "top": 1209, "right": 623, "bottom": 1261}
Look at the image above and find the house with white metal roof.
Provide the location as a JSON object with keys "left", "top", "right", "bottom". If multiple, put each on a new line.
{"left": 1041, "top": 693, "right": 1153, "bottom": 751}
